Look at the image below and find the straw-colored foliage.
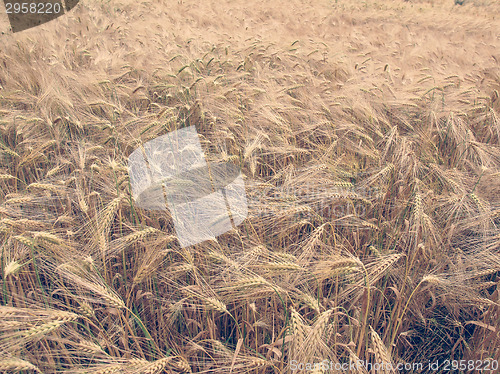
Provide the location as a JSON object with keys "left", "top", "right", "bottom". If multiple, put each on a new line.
{"left": 0, "top": 0, "right": 499, "bottom": 372}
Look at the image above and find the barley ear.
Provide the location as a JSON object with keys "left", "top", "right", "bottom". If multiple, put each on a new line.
{"left": 369, "top": 326, "right": 395, "bottom": 374}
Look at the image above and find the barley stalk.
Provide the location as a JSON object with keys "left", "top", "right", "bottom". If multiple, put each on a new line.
{"left": 77, "top": 301, "right": 95, "bottom": 319}
{"left": 4, "top": 261, "right": 22, "bottom": 277}
{"left": 142, "top": 357, "right": 172, "bottom": 374}
{"left": 0, "top": 358, "right": 40, "bottom": 373}
{"left": 120, "top": 227, "right": 159, "bottom": 245}
{"left": 76, "top": 339, "right": 105, "bottom": 354}
{"left": 93, "top": 364, "right": 122, "bottom": 374}
{"left": 297, "top": 291, "right": 321, "bottom": 314}
{"left": 91, "top": 283, "right": 125, "bottom": 309}
{"left": 233, "top": 275, "right": 271, "bottom": 289}
{"left": 99, "top": 196, "right": 122, "bottom": 234}
{"left": 290, "top": 307, "right": 307, "bottom": 348}
{"left": 23, "top": 320, "right": 66, "bottom": 339}
{"left": 262, "top": 260, "right": 303, "bottom": 271}
{"left": 203, "top": 296, "right": 228, "bottom": 314}
{"left": 370, "top": 326, "right": 395, "bottom": 374}
{"left": 308, "top": 309, "right": 333, "bottom": 347}
{"left": 414, "top": 192, "right": 422, "bottom": 222}
{"left": 314, "top": 257, "right": 361, "bottom": 280}
{"left": 13, "top": 235, "right": 35, "bottom": 247}
{"left": 34, "top": 231, "right": 62, "bottom": 245}
{"left": 421, "top": 275, "right": 442, "bottom": 286}
{"left": 364, "top": 254, "right": 403, "bottom": 285}
{"left": 27, "top": 183, "right": 61, "bottom": 193}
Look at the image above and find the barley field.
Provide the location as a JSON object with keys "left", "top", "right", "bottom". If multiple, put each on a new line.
{"left": 0, "top": 0, "right": 499, "bottom": 372}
